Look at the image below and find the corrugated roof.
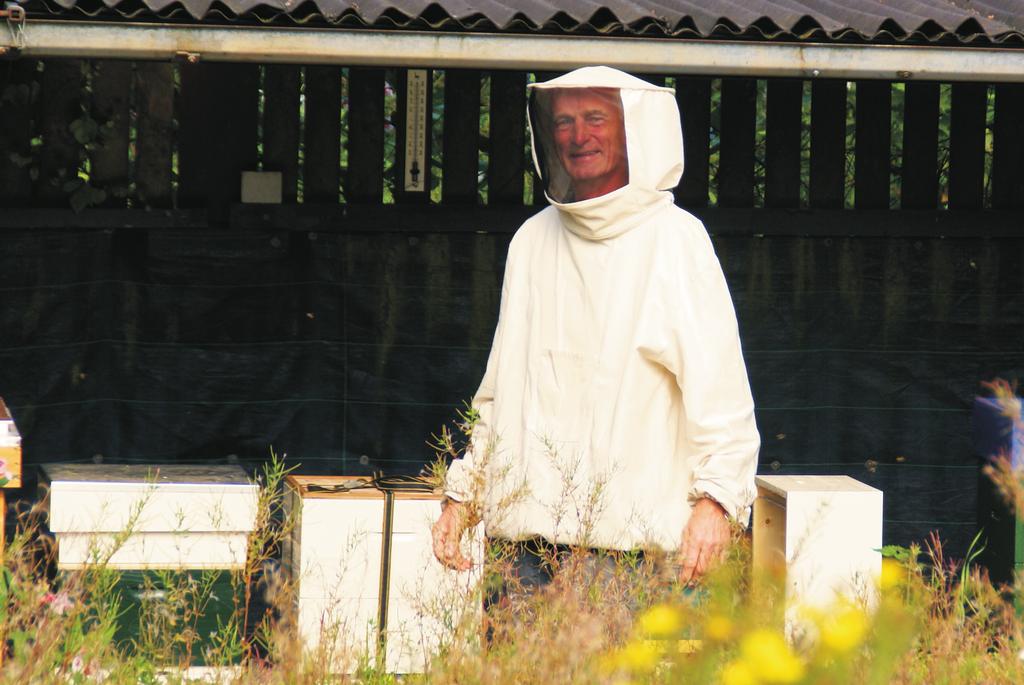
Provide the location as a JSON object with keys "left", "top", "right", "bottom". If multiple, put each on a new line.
{"left": 20, "top": 0, "right": 1024, "bottom": 44}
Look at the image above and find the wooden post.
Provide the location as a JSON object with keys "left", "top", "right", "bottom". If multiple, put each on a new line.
{"left": 0, "top": 59, "right": 36, "bottom": 207}
{"left": 948, "top": 82, "right": 988, "bottom": 210}
{"left": 488, "top": 71, "right": 527, "bottom": 205}
{"left": 346, "top": 68, "right": 385, "bottom": 204}
{"left": 854, "top": 80, "right": 892, "bottom": 209}
{"left": 263, "top": 64, "right": 302, "bottom": 204}
{"left": 36, "top": 59, "right": 84, "bottom": 206}
{"left": 809, "top": 79, "right": 847, "bottom": 209}
{"left": 135, "top": 61, "right": 175, "bottom": 209}
{"left": 304, "top": 65, "right": 343, "bottom": 203}
{"left": 901, "top": 82, "right": 940, "bottom": 209}
{"left": 442, "top": 69, "right": 481, "bottom": 205}
{"left": 675, "top": 76, "right": 712, "bottom": 208}
{"left": 992, "top": 84, "right": 1024, "bottom": 210}
{"left": 718, "top": 77, "right": 757, "bottom": 208}
{"left": 90, "top": 60, "right": 132, "bottom": 206}
{"left": 178, "top": 62, "right": 259, "bottom": 221}
{"left": 765, "top": 78, "right": 802, "bottom": 209}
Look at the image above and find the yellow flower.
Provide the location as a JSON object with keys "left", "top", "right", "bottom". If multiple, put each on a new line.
{"left": 741, "top": 628, "right": 806, "bottom": 683}
{"left": 704, "top": 614, "right": 735, "bottom": 642}
{"left": 598, "top": 651, "right": 622, "bottom": 675}
{"left": 638, "top": 603, "right": 683, "bottom": 638}
{"left": 720, "top": 659, "right": 758, "bottom": 685}
{"left": 620, "top": 640, "right": 662, "bottom": 673}
{"left": 820, "top": 607, "right": 869, "bottom": 653}
{"left": 879, "top": 558, "right": 907, "bottom": 591}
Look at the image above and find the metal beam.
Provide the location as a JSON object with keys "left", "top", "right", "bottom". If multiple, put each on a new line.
{"left": 4, "top": 20, "right": 1024, "bottom": 81}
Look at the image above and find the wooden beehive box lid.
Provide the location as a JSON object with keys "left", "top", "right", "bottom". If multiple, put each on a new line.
{"left": 43, "top": 463, "right": 258, "bottom": 534}
{"left": 287, "top": 475, "right": 442, "bottom": 500}
{"left": 43, "top": 463, "right": 251, "bottom": 486}
{"left": 756, "top": 475, "right": 881, "bottom": 502}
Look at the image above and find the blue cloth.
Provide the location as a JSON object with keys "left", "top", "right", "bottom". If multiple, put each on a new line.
{"left": 973, "top": 396, "right": 1024, "bottom": 468}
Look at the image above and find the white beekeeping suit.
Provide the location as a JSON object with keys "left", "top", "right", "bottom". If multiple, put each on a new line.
{"left": 444, "top": 66, "right": 760, "bottom": 553}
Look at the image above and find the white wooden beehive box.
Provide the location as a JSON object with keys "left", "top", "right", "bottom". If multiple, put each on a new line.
{"left": 753, "top": 475, "right": 883, "bottom": 622}
{"left": 283, "top": 475, "right": 482, "bottom": 674}
{"left": 42, "top": 464, "right": 258, "bottom": 570}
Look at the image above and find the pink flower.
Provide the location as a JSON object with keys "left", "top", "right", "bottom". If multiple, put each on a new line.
{"left": 69, "top": 652, "right": 100, "bottom": 677}
{"left": 42, "top": 591, "right": 73, "bottom": 615}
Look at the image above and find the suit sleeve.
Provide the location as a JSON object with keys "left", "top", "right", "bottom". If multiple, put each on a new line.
{"left": 662, "top": 228, "right": 760, "bottom": 525}
{"left": 443, "top": 240, "right": 517, "bottom": 503}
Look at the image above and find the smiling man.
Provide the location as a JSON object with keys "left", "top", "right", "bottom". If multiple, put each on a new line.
{"left": 432, "top": 67, "right": 760, "bottom": 595}
{"left": 548, "top": 87, "right": 629, "bottom": 201}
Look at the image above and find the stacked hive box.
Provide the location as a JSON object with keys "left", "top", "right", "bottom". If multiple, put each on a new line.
{"left": 41, "top": 464, "right": 259, "bottom": 663}
{"left": 753, "top": 475, "right": 883, "bottom": 638}
{"left": 43, "top": 464, "right": 257, "bottom": 569}
{"left": 283, "top": 475, "right": 482, "bottom": 673}
{"left": 0, "top": 398, "right": 21, "bottom": 489}
{"left": 0, "top": 398, "right": 23, "bottom": 558}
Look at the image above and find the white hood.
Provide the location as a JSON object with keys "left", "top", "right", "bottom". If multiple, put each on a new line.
{"left": 528, "top": 66, "right": 685, "bottom": 241}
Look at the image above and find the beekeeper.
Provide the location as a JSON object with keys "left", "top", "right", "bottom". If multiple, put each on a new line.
{"left": 432, "top": 67, "right": 760, "bottom": 585}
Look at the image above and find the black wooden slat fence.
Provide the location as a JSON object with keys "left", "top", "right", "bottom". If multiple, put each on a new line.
{"left": 854, "top": 80, "right": 891, "bottom": 210}
{"left": 0, "top": 60, "right": 35, "bottom": 206}
{"left": 36, "top": 60, "right": 83, "bottom": 205}
{"left": 488, "top": 71, "right": 527, "bottom": 205}
{"left": 134, "top": 61, "right": 174, "bottom": 209}
{"left": 3, "top": 60, "right": 1024, "bottom": 559}
{"left": 224, "top": 64, "right": 261, "bottom": 208}
{"left": 2, "top": 63, "right": 1022, "bottom": 217}
{"left": 675, "top": 76, "right": 711, "bottom": 208}
{"left": 902, "top": 82, "right": 940, "bottom": 210}
{"left": 949, "top": 82, "right": 988, "bottom": 210}
{"left": 90, "top": 60, "right": 131, "bottom": 207}
{"left": 718, "top": 77, "right": 757, "bottom": 208}
{"left": 765, "top": 78, "right": 802, "bottom": 209}
{"left": 347, "top": 67, "right": 385, "bottom": 204}
{"left": 442, "top": 69, "right": 481, "bottom": 205}
{"left": 178, "top": 63, "right": 218, "bottom": 208}
{"left": 992, "top": 84, "right": 1024, "bottom": 210}
{"left": 262, "top": 64, "right": 301, "bottom": 205}
{"left": 809, "top": 79, "right": 846, "bottom": 209}
{"left": 304, "top": 65, "right": 343, "bottom": 204}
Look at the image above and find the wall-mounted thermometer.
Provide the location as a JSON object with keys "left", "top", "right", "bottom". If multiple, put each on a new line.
{"left": 403, "top": 69, "right": 428, "bottom": 192}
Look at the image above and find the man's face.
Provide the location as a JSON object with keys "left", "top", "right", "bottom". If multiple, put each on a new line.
{"left": 550, "top": 88, "right": 628, "bottom": 201}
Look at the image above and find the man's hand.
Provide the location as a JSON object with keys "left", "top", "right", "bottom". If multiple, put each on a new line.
{"left": 677, "top": 497, "right": 731, "bottom": 585}
{"left": 431, "top": 500, "right": 474, "bottom": 571}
